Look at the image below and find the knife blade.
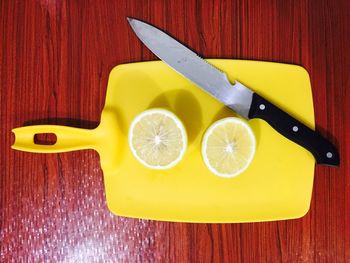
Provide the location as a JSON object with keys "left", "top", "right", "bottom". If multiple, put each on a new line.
{"left": 127, "top": 17, "right": 339, "bottom": 166}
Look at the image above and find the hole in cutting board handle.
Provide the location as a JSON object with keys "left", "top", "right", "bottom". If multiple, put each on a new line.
{"left": 34, "top": 133, "right": 57, "bottom": 145}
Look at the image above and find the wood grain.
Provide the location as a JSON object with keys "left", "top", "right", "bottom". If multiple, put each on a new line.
{"left": 1, "top": 0, "right": 349, "bottom": 262}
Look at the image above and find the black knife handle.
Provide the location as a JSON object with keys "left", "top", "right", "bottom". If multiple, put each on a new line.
{"left": 248, "top": 93, "right": 339, "bottom": 166}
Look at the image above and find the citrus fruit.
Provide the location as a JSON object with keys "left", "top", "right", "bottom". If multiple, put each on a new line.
{"left": 201, "top": 117, "right": 256, "bottom": 178}
{"left": 128, "top": 109, "right": 187, "bottom": 169}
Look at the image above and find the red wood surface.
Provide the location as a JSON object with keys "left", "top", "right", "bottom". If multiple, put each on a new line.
{"left": 1, "top": 0, "right": 349, "bottom": 262}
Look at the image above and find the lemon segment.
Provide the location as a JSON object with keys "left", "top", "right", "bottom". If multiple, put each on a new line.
{"left": 202, "top": 117, "right": 256, "bottom": 178}
{"left": 128, "top": 109, "right": 187, "bottom": 169}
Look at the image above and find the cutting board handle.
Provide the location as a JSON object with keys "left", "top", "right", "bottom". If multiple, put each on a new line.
{"left": 11, "top": 125, "right": 97, "bottom": 153}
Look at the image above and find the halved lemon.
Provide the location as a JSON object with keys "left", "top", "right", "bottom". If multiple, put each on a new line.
{"left": 201, "top": 117, "right": 256, "bottom": 178}
{"left": 128, "top": 109, "right": 187, "bottom": 169}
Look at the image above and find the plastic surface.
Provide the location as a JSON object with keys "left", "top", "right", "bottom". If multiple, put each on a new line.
{"left": 12, "top": 60, "right": 315, "bottom": 223}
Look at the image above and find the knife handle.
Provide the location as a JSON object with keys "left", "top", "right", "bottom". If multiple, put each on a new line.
{"left": 248, "top": 93, "right": 339, "bottom": 166}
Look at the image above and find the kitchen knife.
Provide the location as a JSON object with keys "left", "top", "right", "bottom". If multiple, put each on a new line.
{"left": 127, "top": 18, "right": 339, "bottom": 166}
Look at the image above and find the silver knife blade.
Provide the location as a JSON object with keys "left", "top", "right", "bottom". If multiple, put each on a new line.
{"left": 127, "top": 17, "right": 253, "bottom": 119}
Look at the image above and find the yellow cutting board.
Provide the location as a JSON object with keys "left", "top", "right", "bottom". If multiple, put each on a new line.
{"left": 12, "top": 60, "right": 315, "bottom": 223}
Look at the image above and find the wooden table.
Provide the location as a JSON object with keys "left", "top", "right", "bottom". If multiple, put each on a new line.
{"left": 1, "top": 0, "right": 349, "bottom": 262}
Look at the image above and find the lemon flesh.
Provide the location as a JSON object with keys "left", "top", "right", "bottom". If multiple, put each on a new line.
{"left": 202, "top": 117, "right": 256, "bottom": 178}
{"left": 129, "top": 109, "right": 187, "bottom": 169}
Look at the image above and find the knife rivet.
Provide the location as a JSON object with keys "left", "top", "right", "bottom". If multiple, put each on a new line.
{"left": 292, "top": 126, "right": 299, "bottom": 132}
{"left": 326, "top": 152, "right": 333, "bottom": 158}
{"left": 259, "top": 104, "right": 265, "bottom": 110}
